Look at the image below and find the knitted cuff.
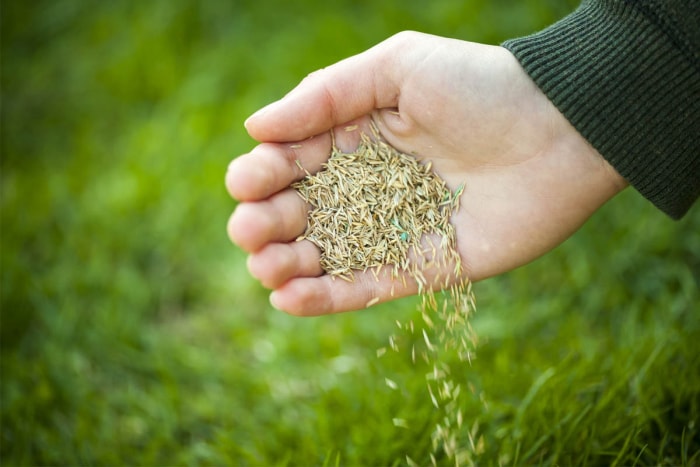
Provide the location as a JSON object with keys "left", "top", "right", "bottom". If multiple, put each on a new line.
{"left": 502, "top": 0, "right": 699, "bottom": 219}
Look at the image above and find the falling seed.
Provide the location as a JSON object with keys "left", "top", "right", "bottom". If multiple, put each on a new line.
{"left": 393, "top": 418, "right": 409, "bottom": 429}
{"left": 428, "top": 384, "right": 439, "bottom": 408}
{"left": 389, "top": 335, "right": 398, "bottom": 352}
{"left": 422, "top": 329, "right": 435, "bottom": 352}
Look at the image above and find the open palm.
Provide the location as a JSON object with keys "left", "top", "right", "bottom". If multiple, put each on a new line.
{"left": 226, "top": 32, "right": 626, "bottom": 315}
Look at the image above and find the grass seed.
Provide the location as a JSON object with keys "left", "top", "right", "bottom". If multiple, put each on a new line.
{"left": 292, "top": 122, "right": 478, "bottom": 464}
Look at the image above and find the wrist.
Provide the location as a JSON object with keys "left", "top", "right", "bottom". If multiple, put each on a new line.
{"left": 503, "top": 0, "right": 699, "bottom": 219}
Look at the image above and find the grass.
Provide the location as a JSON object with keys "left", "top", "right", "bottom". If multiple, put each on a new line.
{"left": 2, "top": 0, "right": 699, "bottom": 465}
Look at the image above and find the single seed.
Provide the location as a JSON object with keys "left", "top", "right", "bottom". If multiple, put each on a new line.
{"left": 393, "top": 418, "right": 409, "bottom": 429}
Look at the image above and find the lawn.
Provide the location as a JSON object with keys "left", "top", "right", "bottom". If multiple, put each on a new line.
{"left": 2, "top": 0, "right": 699, "bottom": 465}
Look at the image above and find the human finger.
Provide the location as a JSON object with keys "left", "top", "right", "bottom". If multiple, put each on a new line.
{"left": 243, "top": 32, "right": 422, "bottom": 142}
{"left": 226, "top": 117, "right": 374, "bottom": 202}
{"left": 227, "top": 188, "right": 308, "bottom": 253}
{"left": 226, "top": 135, "right": 332, "bottom": 202}
{"left": 269, "top": 224, "right": 466, "bottom": 316}
{"left": 247, "top": 240, "right": 323, "bottom": 289}
{"left": 269, "top": 267, "right": 419, "bottom": 316}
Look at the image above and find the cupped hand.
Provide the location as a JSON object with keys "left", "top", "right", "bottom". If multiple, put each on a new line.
{"left": 226, "top": 31, "right": 627, "bottom": 316}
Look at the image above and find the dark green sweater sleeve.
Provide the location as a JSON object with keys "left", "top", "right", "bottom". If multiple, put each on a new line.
{"left": 502, "top": 0, "right": 699, "bottom": 219}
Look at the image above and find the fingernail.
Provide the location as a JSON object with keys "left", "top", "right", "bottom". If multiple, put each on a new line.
{"left": 269, "top": 291, "right": 281, "bottom": 310}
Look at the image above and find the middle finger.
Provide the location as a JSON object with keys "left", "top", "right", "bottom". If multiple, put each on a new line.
{"left": 227, "top": 188, "right": 309, "bottom": 253}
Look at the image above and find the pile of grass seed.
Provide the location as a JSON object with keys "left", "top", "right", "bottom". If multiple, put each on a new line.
{"left": 293, "top": 122, "right": 478, "bottom": 464}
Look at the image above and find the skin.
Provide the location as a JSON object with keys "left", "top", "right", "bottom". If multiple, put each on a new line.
{"left": 225, "top": 31, "right": 628, "bottom": 316}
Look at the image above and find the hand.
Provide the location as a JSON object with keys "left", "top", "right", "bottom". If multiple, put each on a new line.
{"left": 226, "top": 31, "right": 627, "bottom": 316}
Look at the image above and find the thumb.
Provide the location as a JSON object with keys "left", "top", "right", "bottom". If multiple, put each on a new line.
{"left": 244, "top": 34, "right": 406, "bottom": 142}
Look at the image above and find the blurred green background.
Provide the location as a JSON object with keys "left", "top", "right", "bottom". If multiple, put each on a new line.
{"left": 2, "top": 0, "right": 699, "bottom": 465}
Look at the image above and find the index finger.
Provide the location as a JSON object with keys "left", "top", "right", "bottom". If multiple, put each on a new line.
{"left": 243, "top": 32, "right": 410, "bottom": 143}
{"left": 226, "top": 118, "right": 374, "bottom": 202}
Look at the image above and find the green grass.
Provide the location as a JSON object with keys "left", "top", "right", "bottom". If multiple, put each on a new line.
{"left": 2, "top": 0, "right": 699, "bottom": 465}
